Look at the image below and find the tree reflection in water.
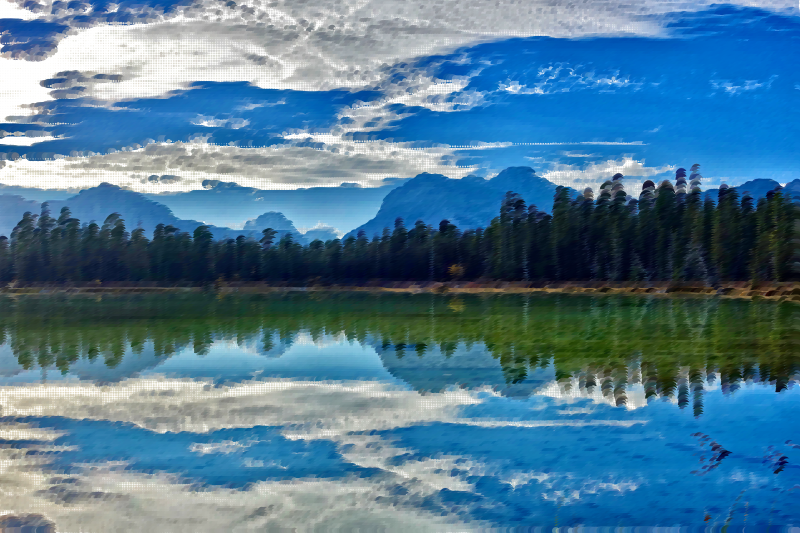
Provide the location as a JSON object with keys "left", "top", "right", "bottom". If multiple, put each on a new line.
{"left": 0, "top": 293, "right": 797, "bottom": 416}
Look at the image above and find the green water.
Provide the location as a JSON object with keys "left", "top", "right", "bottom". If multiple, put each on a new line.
{"left": 1, "top": 293, "right": 797, "bottom": 403}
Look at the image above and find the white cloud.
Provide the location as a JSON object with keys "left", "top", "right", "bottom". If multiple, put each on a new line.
{"left": 0, "top": 139, "right": 660, "bottom": 192}
{"left": 234, "top": 99, "right": 286, "bottom": 111}
{"left": 710, "top": 74, "right": 779, "bottom": 95}
{"left": 0, "top": 453, "right": 477, "bottom": 532}
{"left": 191, "top": 116, "right": 250, "bottom": 129}
{"left": 2, "top": 0, "right": 794, "bottom": 120}
{"left": 0, "top": 377, "right": 483, "bottom": 433}
{"left": 189, "top": 440, "right": 251, "bottom": 454}
{"left": 499, "top": 64, "right": 645, "bottom": 95}
{"left": 0, "top": 0, "right": 794, "bottom": 192}
{"left": 298, "top": 221, "right": 344, "bottom": 237}
{"left": 541, "top": 156, "right": 674, "bottom": 189}
{"left": 560, "top": 151, "right": 597, "bottom": 158}
{"left": 0, "top": 374, "right": 496, "bottom": 512}
{"left": 0, "top": 367, "right": 652, "bottom": 526}
{"left": 0, "top": 137, "right": 512, "bottom": 191}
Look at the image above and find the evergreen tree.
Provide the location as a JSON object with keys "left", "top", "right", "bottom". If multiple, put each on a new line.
{"left": 0, "top": 236, "right": 11, "bottom": 283}
{"left": 653, "top": 178, "right": 677, "bottom": 280}
{"left": 636, "top": 180, "right": 656, "bottom": 281}
{"left": 713, "top": 184, "right": 742, "bottom": 281}
{"left": 191, "top": 225, "right": 214, "bottom": 283}
{"left": 552, "top": 186, "right": 575, "bottom": 281}
{"left": 81, "top": 222, "right": 102, "bottom": 282}
{"left": 128, "top": 227, "right": 151, "bottom": 281}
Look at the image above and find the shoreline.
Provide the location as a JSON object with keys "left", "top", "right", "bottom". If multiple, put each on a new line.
{"left": 1, "top": 281, "right": 799, "bottom": 302}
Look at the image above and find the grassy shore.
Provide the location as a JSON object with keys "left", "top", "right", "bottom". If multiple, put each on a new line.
{"left": 1, "top": 280, "right": 799, "bottom": 301}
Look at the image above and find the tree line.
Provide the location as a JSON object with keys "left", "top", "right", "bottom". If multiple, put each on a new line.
{"left": 0, "top": 165, "right": 798, "bottom": 284}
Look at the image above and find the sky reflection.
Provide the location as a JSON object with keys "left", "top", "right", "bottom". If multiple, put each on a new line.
{"left": 0, "top": 294, "right": 797, "bottom": 530}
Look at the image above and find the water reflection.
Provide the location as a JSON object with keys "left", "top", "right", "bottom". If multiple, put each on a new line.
{"left": 0, "top": 294, "right": 797, "bottom": 530}
{"left": 0, "top": 293, "right": 797, "bottom": 407}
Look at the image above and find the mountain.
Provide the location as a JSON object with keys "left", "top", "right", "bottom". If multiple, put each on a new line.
{"left": 243, "top": 211, "right": 298, "bottom": 233}
{"left": 302, "top": 225, "right": 340, "bottom": 242}
{"left": 345, "top": 167, "right": 573, "bottom": 239}
{"left": 0, "top": 183, "right": 307, "bottom": 243}
{"left": 242, "top": 211, "right": 306, "bottom": 244}
{"left": 0, "top": 194, "right": 41, "bottom": 238}
{"left": 47, "top": 183, "right": 187, "bottom": 232}
{"left": 783, "top": 179, "right": 800, "bottom": 200}
{"left": 703, "top": 178, "right": 800, "bottom": 203}
{"left": 703, "top": 179, "right": 780, "bottom": 203}
{"left": 144, "top": 179, "right": 409, "bottom": 235}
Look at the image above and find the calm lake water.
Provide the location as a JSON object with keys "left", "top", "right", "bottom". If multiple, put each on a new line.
{"left": 0, "top": 293, "right": 798, "bottom": 532}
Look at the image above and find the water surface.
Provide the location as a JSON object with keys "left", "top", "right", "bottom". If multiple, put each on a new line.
{"left": 0, "top": 293, "right": 797, "bottom": 531}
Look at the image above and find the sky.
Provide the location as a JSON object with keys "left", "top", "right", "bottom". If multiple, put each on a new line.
{"left": 0, "top": 0, "right": 798, "bottom": 223}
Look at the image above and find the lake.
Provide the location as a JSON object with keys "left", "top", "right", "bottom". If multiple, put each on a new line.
{"left": 0, "top": 293, "right": 798, "bottom": 531}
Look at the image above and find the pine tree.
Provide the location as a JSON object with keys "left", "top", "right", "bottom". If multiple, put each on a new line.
{"left": 653, "top": 178, "right": 677, "bottom": 281}
{"left": 551, "top": 186, "right": 575, "bottom": 281}
{"left": 713, "top": 184, "right": 742, "bottom": 281}
{"left": 191, "top": 225, "right": 214, "bottom": 283}
{"left": 10, "top": 212, "right": 38, "bottom": 282}
{"left": 128, "top": 227, "right": 151, "bottom": 281}
{"left": 0, "top": 236, "right": 11, "bottom": 283}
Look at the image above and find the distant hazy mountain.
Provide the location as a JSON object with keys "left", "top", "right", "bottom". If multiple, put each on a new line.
{"left": 242, "top": 211, "right": 307, "bottom": 244}
{"left": 699, "top": 178, "right": 800, "bottom": 204}
{"left": 243, "top": 211, "right": 298, "bottom": 233}
{"left": 0, "top": 183, "right": 307, "bottom": 243}
{"left": 46, "top": 183, "right": 187, "bottom": 232}
{"left": 775, "top": 178, "right": 800, "bottom": 200}
{"left": 303, "top": 226, "right": 340, "bottom": 242}
{"left": 144, "top": 179, "right": 408, "bottom": 235}
{"left": 0, "top": 194, "right": 41, "bottom": 238}
{"left": 345, "top": 167, "right": 573, "bottom": 239}
{"left": 702, "top": 178, "right": 798, "bottom": 202}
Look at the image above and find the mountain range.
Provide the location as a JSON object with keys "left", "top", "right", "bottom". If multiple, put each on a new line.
{"left": 0, "top": 184, "right": 305, "bottom": 243}
{"left": 1, "top": 170, "right": 798, "bottom": 243}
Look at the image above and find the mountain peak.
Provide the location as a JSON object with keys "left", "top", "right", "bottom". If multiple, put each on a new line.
{"left": 243, "top": 211, "right": 298, "bottom": 232}
{"left": 407, "top": 172, "right": 450, "bottom": 184}
{"left": 489, "top": 167, "right": 541, "bottom": 189}
{"left": 346, "top": 165, "right": 567, "bottom": 239}
{"left": 495, "top": 166, "right": 537, "bottom": 175}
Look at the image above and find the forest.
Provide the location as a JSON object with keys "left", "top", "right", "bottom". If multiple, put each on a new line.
{"left": 0, "top": 165, "right": 798, "bottom": 284}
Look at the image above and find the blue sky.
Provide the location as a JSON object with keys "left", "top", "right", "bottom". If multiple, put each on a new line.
{"left": 0, "top": 0, "right": 798, "bottom": 228}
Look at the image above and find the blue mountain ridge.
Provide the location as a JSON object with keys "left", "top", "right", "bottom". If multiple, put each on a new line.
{"left": 345, "top": 167, "right": 576, "bottom": 239}
{"left": 703, "top": 178, "right": 800, "bottom": 203}
{"left": 0, "top": 183, "right": 304, "bottom": 244}
{"left": 1, "top": 173, "right": 797, "bottom": 243}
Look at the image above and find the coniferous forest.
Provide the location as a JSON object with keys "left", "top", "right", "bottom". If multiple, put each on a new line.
{"left": 1, "top": 166, "right": 798, "bottom": 285}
